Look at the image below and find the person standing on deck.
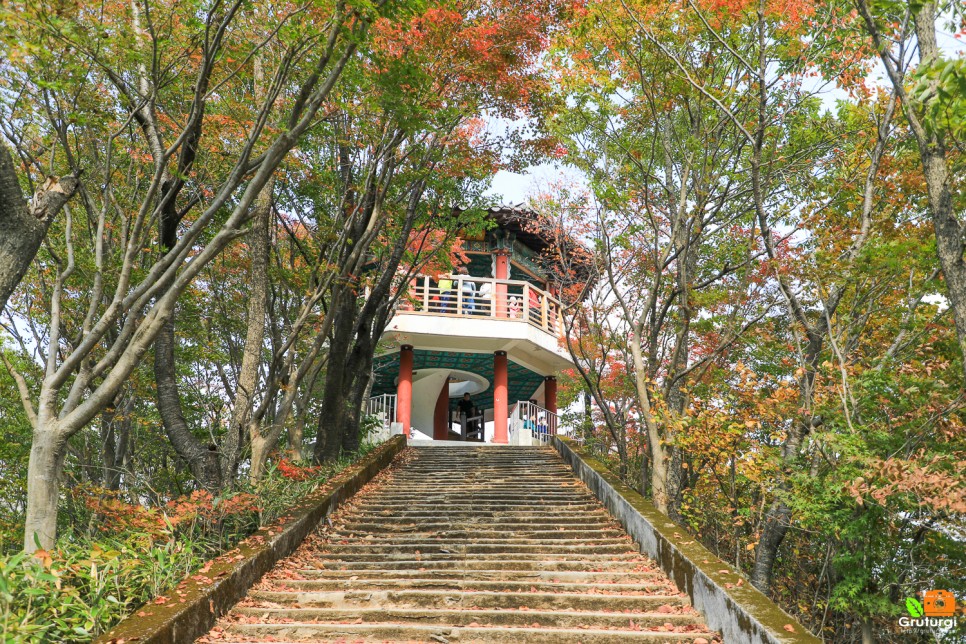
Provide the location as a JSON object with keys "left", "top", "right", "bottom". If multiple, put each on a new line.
{"left": 477, "top": 280, "right": 492, "bottom": 315}
{"left": 458, "top": 267, "right": 476, "bottom": 313}
{"left": 458, "top": 392, "right": 478, "bottom": 435}
{"left": 438, "top": 275, "right": 454, "bottom": 313}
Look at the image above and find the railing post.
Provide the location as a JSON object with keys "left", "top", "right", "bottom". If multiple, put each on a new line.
{"left": 490, "top": 279, "right": 497, "bottom": 317}
{"left": 495, "top": 251, "right": 509, "bottom": 318}
{"left": 523, "top": 284, "right": 530, "bottom": 324}
{"left": 456, "top": 276, "right": 463, "bottom": 315}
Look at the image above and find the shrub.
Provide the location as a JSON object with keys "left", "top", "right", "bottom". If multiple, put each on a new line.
{"left": 0, "top": 442, "right": 381, "bottom": 642}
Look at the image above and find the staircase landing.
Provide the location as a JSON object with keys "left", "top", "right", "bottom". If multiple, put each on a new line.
{"left": 200, "top": 445, "right": 719, "bottom": 643}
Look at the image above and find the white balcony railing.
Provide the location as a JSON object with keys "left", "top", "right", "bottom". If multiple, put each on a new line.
{"left": 398, "top": 275, "right": 562, "bottom": 336}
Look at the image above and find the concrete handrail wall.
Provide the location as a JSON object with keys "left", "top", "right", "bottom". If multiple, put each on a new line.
{"left": 98, "top": 435, "right": 407, "bottom": 644}
{"left": 553, "top": 437, "right": 822, "bottom": 644}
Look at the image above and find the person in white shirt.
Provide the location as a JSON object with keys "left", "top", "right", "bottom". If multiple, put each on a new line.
{"left": 458, "top": 267, "right": 476, "bottom": 313}
{"left": 476, "top": 281, "right": 492, "bottom": 315}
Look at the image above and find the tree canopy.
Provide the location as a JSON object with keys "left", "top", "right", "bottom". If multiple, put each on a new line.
{"left": 0, "top": 0, "right": 963, "bottom": 641}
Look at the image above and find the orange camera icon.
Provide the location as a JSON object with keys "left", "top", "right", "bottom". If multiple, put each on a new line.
{"left": 923, "top": 590, "right": 956, "bottom": 617}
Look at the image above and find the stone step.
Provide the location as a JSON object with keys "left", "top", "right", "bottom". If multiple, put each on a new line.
{"left": 350, "top": 501, "right": 603, "bottom": 510}
{"left": 326, "top": 528, "right": 627, "bottom": 540}
{"left": 249, "top": 589, "right": 690, "bottom": 612}
{"left": 340, "top": 514, "right": 617, "bottom": 534}
{"left": 346, "top": 509, "right": 612, "bottom": 520}
{"left": 388, "top": 478, "right": 579, "bottom": 484}
{"left": 294, "top": 568, "right": 670, "bottom": 583}
{"left": 364, "top": 487, "right": 594, "bottom": 495}
{"left": 374, "top": 473, "right": 580, "bottom": 479}
{"left": 318, "top": 542, "right": 637, "bottom": 555}
{"left": 233, "top": 607, "right": 704, "bottom": 629}
{"left": 221, "top": 622, "right": 714, "bottom": 643}
{"left": 310, "top": 552, "right": 644, "bottom": 563}
{"left": 359, "top": 496, "right": 599, "bottom": 505}
{"left": 305, "top": 558, "right": 651, "bottom": 572}
{"left": 273, "top": 578, "right": 677, "bottom": 594}
{"left": 203, "top": 445, "right": 716, "bottom": 644}
{"left": 391, "top": 476, "right": 578, "bottom": 480}
{"left": 322, "top": 533, "right": 627, "bottom": 543}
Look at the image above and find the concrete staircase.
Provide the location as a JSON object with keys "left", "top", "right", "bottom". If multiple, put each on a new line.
{"left": 206, "top": 445, "right": 719, "bottom": 643}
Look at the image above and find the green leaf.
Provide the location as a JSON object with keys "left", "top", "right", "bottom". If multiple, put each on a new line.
{"left": 906, "top": 597, "right": 924, "bottom": 618}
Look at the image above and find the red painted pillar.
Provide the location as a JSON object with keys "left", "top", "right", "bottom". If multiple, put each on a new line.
{"left": 545, "top": 376, "right": 557, "bottom": 415}
{"left": 397, "top": 345, "right": 414, "bottom": 437}
{"left": 493, "top": 350, "right": 509, "bottom": 444}
{"left": 433, "top": 378, "right": 450, "bottom": 440}
{"left": 494, "top": 251, "right": 509, "bottom": 318}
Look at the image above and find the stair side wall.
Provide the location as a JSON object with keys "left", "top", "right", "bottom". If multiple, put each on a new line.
{"left": 553, "top": 437, "right": 823, "bottom": 644}
{"left": 97, "top": 435, "right": 407, "bottom": 644}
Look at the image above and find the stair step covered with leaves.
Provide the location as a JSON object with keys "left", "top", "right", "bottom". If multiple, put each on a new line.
{"left": 201, "top": 445, "right": 719, "bottom": 643}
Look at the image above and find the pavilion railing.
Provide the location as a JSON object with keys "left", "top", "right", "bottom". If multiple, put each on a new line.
{"left": 397, "top": 275, "right": 563, "bottom": 336}
{"left": 451, "top": 408, "right": 486, "bottom": 441}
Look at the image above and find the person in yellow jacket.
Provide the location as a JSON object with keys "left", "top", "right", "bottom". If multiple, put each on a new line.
{"left": 437, "top": 275, "right": 454, "bottom": 312}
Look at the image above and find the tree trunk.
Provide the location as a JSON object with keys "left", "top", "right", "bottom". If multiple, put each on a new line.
{"left": 341, "top": 335, "right": 377, "bottom": 454}
{"left": 751, "top": 329, "right": 825, "bottom": 591}
{"left": 909, "top": 4, "right": 966, "bottom": 379}
{"left": 249, "top": 427, "right": 273, "bottom": 483}
{"left": 154, "top": 315, "right": 222, "bottom": 491}
{"left": 855, "top": 0, "right": 966, "bottom": 379}
{"left": 99, "top": 394, "right": 132, "bottom": 490}
{"left": 23, "top": 426, "right": 66, "bottom": 552}
{"left": 223, "top": 179, "right": 272, "bottom": 482}
{"left": 289, "top": 406, "right": 306, "bottom": 459}
{"left": 629, "top": 338, "right": 669, "bottom": 513}
{"left": 0, "top": 145, "right": 79, "bottom": 311}
{"left": 751, "top": 500, "right": 792, "bottom": 591}
{"left": 314, "top": 292, "right": 356, "bottom": 462}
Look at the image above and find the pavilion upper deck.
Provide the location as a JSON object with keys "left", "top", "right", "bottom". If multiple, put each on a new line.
{"left": 397, "top": 274, "right": 563, "bottom": 337}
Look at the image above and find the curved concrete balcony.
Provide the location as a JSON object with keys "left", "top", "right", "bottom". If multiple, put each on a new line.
{"left": 399, "top": 275, "right": 562, "bottom": 334}
{"left": 384, "top": 275, "right": 572, "bottom": 374}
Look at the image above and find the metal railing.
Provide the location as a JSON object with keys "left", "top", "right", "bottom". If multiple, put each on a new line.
{"left": 510, "top": 400, "right": 559, "bottom": 445}
{"left": 398, "top": 275, "right": 562, "bottom": 336}
{"left": 366, "top": 394, "right": 396, "bottom": 435}
{"left": 451, "top": 408, "right": 486, "bottom": 441}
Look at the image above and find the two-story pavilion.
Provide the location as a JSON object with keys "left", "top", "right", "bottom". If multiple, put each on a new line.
{"left": 368, "top": 205, "right": 585, "bottom": 443}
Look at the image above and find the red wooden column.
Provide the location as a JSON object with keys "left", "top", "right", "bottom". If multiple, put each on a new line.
{"left": 493, "top": 350, "right": 509, "bottom": 444}
{"left": 433, "top": 378, "right": 450, "bottom": 440}
{"left": 545, "top": 376, "right": 557, "bottom": 415}
{"left": 396, "top": 345, "right": 414, "bottom": 437}
{"left": 494, "top": 250, "right": 509, "bottom": 318}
